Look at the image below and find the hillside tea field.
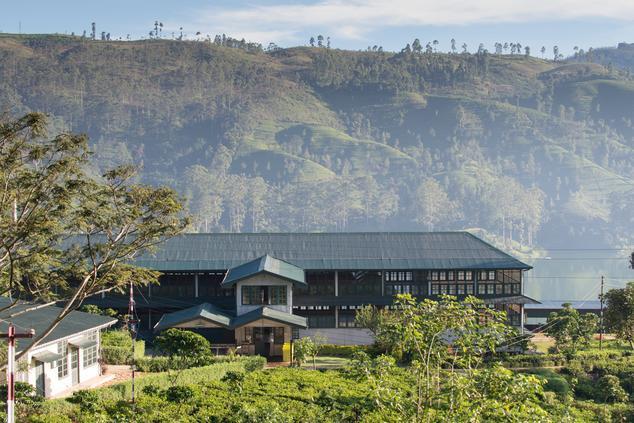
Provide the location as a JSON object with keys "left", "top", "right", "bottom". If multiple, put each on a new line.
{"left": 1, "top": 35, "right": 633, "bottom": 253}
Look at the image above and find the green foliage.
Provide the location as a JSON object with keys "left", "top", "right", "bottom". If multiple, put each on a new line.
{"left": 0, "top": 382, "right": 44, "bottom": 420}
{"left": 79, "top": 304, "right": 119, "bottom": 319}
{"left": 2, "top": 37, "right": 634, "bottom": 253}
{"left": 100, "top": 329, "right": 145, "bottom": 364}
{"left": 154, "top": 328, "right": 211, "bottom": 358}
{"left": 293, "top": 334, "right": 326, "bottom": 369}
{"left": 596, "top": 375, "right": 629, "bottom": 403}
{"left": 0, "top": 112, "right": 188, "bottom": 360}
{"left": 317, "top": 344, "right": 369, "bottom": 358}
{"left": 604, "top": 282, "right": 634, "bottom": 349}
{"left": 545, "top": 303, "right": 598, "bottom": 356}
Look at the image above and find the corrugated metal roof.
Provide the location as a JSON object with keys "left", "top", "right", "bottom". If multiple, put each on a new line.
{"left": 153, "top": 302, "right": 233, "bottom": 331}
{"left": 222, "top": 255, "right": 306, "bottom": 287}
{"left": 0, "top": 297, "right": 117, "bottom": 352}
{"left": 133, "top": 232, "right": 531, "bottom": 271}
{"left": 153, "top": 304, "right": 308, "bottom": 331}
{"left": 230, "top": 307, "right": 308, "bottom": 329}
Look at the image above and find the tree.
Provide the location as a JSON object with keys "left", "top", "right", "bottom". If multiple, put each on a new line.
{"left": 293, "top": 333, "right": 326, "bottom": 369}
{"left": 154, "top": 328, "right": 212, "bottom": 384}
{"left": 603, "top": 282, "right": 634, "bottom": 349}
{"left": 545, "top": 303, "right": 598, "bottom": 355}
{"left": 541, "top": 46, "right": 546, "bottom": 58}
{"left": 596, "top": 375, "right": 629, "bottom": 403}
{"left": 0, "top": 114, "right": 188, "bottom": 361}
{"left": 349, "top": 295, "right": 545, "bottom": 421}
{"left": 524, "top": 45, "right": 531, "bottom": 57}
{"left": 414, "top": 178, "right": 458, "bottom": 230}
{"left": 553, "top": 45, "right": 559, "bottom": 61}
{"left": 317, "top": 35, "right": 324, "bottom": 47}
{"left": 450, "top": 38, "right": 456, "bottom": 54}
{"left": 155, "top": 328, "right": 211, "bottom": 358}
{"left": 411, "top": 38, "right": 422, "bottom": 54}
{"left": 309, "top": 37, "right": 315, "bottom": 47}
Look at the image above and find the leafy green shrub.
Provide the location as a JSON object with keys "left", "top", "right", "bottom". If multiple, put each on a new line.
{"left": 154, "top": 329, "right": 211, "bottom": 358}
{"left": 243, "top": 355, "right": 266, "bottom": 372}
{"left": 165, "top": 385, "right": 196, "bottom": 403}
{"left": 67, "top": 390, "right": 101, "bottom": 414}
{"left": 318, "top": 344, "right": 367, "bottom": 358}
{"left": 523, "top": 369, "right": 571, "bottom": 399}
{"left": 100, "top": 329, "right": 145, "bottom": 364}
{"left": 596, "top": 375, "right": 629, "bottom": 403}
{"left": 0, "top": 381, "right": 43, "bottom": 419}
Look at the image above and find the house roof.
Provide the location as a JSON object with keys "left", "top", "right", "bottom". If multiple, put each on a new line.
{"left": 221, "top": 255, "right": 306, "bottom": 287}
{"left": 230, "top": 307, "right": 308, "bottom": 329}
{"left": 0, "top": 297, "right": 117, "bottom": 352}
{"left": 132, "top": 232, "right": 531, "bottom": 271}
{"left": 153, "top": 304, "right": 308, "bottom": 332}
{"left": 153, "top": 302, "right": 233, "bottom": 331}
{"left": 482, "top": 295, "right": 540, "bottom": 305}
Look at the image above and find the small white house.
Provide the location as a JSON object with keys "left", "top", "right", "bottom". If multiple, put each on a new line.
{"left": 0, "top": 297, "right": 117, "bottom": 398}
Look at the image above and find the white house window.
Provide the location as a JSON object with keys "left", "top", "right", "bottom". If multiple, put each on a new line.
{"left": 56, "top": 341, "right": 68, "bottom": 378}
{"left": 83, "top": 344, "right": 98, "bottom": 368}
{"left": 88, "top": 330, "right": 98, "bottom": 342}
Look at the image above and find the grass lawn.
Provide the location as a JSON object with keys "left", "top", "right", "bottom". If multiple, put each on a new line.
{"left": 300, "top": 356, "right": 350, "bottom": 370}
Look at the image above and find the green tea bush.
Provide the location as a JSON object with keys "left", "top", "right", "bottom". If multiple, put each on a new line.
{"left": 597, "top": 375, "right": 629, "bottom": 403}
{"left": 100, "top": 329, "right": 145, "bottom": 364}
{"left": 318, "top": 344, "right": 368, "bottom": 358}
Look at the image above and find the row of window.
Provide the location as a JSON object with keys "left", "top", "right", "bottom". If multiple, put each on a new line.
{"left": 54, "top": 332, "right": 99, "bottom": 379}
{"left": 151, "top": 270, "right": 521, "bottom": 299}
{"left": 477, "top": 283, "right": 521, "bottom": 295}
{"left": 241, "top": 286, "right": 287, "bottom": 305}
{"left": 431, "top": 284, "right": 475, "bottom": 296}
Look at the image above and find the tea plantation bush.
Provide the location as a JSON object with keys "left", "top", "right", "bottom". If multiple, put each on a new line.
{"left": 100, "top": 330, "right": 145, "bottom": 365}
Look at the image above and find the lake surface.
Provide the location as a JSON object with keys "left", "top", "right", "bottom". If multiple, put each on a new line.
{"left": 524, "top": 250, "right": 633, "bottom": 301}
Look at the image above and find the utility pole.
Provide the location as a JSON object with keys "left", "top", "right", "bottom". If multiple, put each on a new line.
{"left": 1, "top": 324, "right": 34, "bottom": 423}
{"left": 127, "top": 281, "right": 138, "bottom": 404}
{"left": 599, "top": 275, "right": 605, "bottom": 350}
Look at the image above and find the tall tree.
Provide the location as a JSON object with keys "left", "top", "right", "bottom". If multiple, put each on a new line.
{"left": 414, "top": 178, "right": 457, "bottom": 230}
{"left": 0, "top": 114, "right": 188, "bottom": 360}
{"left": 604, "top": 282, "right": 634, "bottom": 349}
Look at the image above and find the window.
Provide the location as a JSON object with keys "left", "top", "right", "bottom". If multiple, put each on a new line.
{"left": 273, "top": 328, "right": 285, "bottom": 344}
{"left": 339, "top": 271, "right": 381, "bottom": 296}
{"left": 83, "top": 344, "right": 98, "bottom": 367}
{"left": 242, "top": 286, "right": 262, "bottom": 305}
{"left": 429, "top": 270, "right": 474, "bottom": 297}
{"left": 296, "top": 271, "right": 335, "bottom": 296}
{"left": 242, "top": 286, "right": 287, "bottom": 305}
{"left": 56, "top": 341, "right": 68, "bottom": 378}
{"left": 269, "top": 286, "right": 287, "bottom": 305}
{"left": 488, "top": 271, "right": 496, "bottom": 281}
{"left": 88, "top": 330, "right": 98, "bottom": 342}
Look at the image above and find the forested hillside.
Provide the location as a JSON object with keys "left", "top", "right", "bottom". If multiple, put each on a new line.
{"left": 1, "top": 34, "right": 633, "bottom": 251}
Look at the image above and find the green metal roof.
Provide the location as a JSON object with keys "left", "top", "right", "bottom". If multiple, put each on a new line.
{"left": 230, "top": 307, "right": 308, "bottom": 329}
{"left": 221, "top": 255, "right": 306, "bottom": 287}
{"left": 0, "top": 297, "right": 117, "bottom": 352}
{"left": 154, "top": 304, "right": 308, "bottom": 331}
{"left": 132, "top": 232, "right": 531, "bottom": 272}
{"left": 153, "top": 302, "right": 233, "bottom": 331}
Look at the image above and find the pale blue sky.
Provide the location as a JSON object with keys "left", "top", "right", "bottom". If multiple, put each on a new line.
{"left": 2, "top": 1, "right": 634, "bottom": 55}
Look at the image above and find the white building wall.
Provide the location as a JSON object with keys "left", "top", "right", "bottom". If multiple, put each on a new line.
{"left": 15, "top": 328, "right": 106, "bottom": 398}
{"left": 235, "top": 274, "right": 293, "bottom": 315}
{"left": 299, "top": 328, "right": 375, "bottom": 346}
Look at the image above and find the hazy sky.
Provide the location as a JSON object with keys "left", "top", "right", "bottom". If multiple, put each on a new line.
{"left": 2, "top": 0, "right": 634, "bottom": 55}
